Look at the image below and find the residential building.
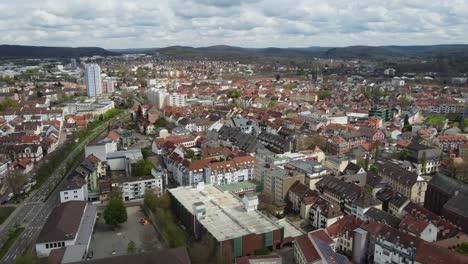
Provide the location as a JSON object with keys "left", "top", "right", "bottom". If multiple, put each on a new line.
{"left": 167, "top": 93, "right": 186, "bottom": 107}
{"left": 147, "top": 88, "right": 167, "bottom": 109}
{"left": 112, "top": 172, "right": 165, "bottom": 201}
{"left": 101, "top": 77, "right": 115, "bottom": 94}
{"left": 85, "top": 64, "right": 102, "bottom": 97}
{"left": 60, "top": 175, "right": 88, "bottom": 203}
{"left": 294, "top": 231, "right": 349, "bottom": 264}
{"left": 309, "top": 197, "right": 343, "bottom": 229}
{"left": 262, "top": 164, "right": 305, "bottom": 205}
{"left": 406, "top": 142, "right": 441, "bottom": 175}
{"left": 375, "top": 160, "right": 427, "bottom": 204}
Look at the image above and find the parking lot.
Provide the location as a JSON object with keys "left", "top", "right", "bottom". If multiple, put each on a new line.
{"left": 88, "top": 206, "right": 162, "bottom": 259}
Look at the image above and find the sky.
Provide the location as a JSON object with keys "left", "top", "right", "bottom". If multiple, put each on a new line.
{"left": 0, "top": 0, "right": 467, "bottom": 49}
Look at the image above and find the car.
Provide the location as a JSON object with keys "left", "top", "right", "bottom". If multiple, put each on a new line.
{"left": 87, "top": 251, "right": 94, "bottom": 259}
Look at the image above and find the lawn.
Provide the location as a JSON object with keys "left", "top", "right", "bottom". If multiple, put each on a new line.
{"left": 0, "top": 207, "right": 15, "bottom": 225}
{"left": 425, "top": 115, "right": 446, "bottom": 126}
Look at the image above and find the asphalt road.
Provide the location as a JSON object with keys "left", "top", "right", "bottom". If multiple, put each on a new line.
{"left": 0, "top": 111, "right": 129, "bottom": 263}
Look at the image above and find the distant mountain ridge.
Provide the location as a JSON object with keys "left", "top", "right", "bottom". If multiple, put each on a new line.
{"left": 2, "top": 44, "right": 468, "bottom": 61}
{"left": 0, "top": 45, "right": 117, "bottom": 58}
{"left": 113, "top": 44, "right": 468, "bottom": 60}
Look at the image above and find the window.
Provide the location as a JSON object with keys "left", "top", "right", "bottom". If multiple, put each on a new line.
{"left": 54, "top": 242, "right": 57, "bottom": 248}
{"left": 64, "top": 191, "right": 68, "bottom": 194}
{"left": 64, "top": 197, "right": 68, "bottom": 200}
{"left": 46, "top": 244, "right": 49, "bottom": 249}
{"left": 74, "top": 195, "right": 78, "bottom": 198}
{"left": 74, "top": 190, "right": 78, "bottom": 193}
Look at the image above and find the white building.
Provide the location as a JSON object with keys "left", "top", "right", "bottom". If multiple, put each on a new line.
{"left": 35, "top": 201, "right": 96, "bottom": 258}
{"left": 85, "top": 64, "right": 102, "bottom": 97}
{"left": 112, "top": 171, "right": 166, "bottom": 201}
{"left": 167, "top": 93, "right": 186, "bottom": 107}
{"left": 85, "top": 142, "right": 117, "bottom": 162}
{"left": 106, "top": 150, "right": 143, "bottom": 177}
{"left": 147, "top": 88, "right": 167, "bottom": 109}
{"left": 60, "top": 176, "right": 88, "bottom": 203}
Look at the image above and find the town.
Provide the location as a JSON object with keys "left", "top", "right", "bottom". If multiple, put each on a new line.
{"left": 0, "top": 47, "right": 466, "bottom": 264}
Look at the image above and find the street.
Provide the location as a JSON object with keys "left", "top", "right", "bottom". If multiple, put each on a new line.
{"left": 0, "top": 111, "right": 129, "bottom": 263}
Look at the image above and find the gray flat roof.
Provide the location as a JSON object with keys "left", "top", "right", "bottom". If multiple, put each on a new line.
{"left": 169, "top": 184, "right": 281, "bottom": 241}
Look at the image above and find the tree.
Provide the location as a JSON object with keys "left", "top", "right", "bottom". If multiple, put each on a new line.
{"left": 227, "top": 90, "right": 241, "bottom": 98}
{"left": 369, "top": 165, "right": 379, "bottom": 173}
{"left": 399, "top": 96, "right": 409, "bottom": 108}
{"left": 275, "top": 74, "right": 280, "bottom": 81}
{"left": 0, "top": 97, "right": 19, "bottom": 111}
{"left": 127, "top": 240, "right": 137, "bottom": 254}
{"left": 141, "top": 147, "right": 151, "bottom": 160}
{"left": 104, "top": 199, "right": 127, "bottom": 227}
{"left": 372, "top": 141, "right": 381, "bottom": 160}
{"left": 420, "top": 151, "right": 427, "bottom": 174}
{"left": 403, "top": 114, "right": 412, "bottom": 132}
{"left": 6, "top": 173, "right": 27, "bottom": 195}
{"left": 144, "top": 189, "right": 158, "bottom": 212}
{"left": 186, "top": 149, "right": 195, "bottom": 159}
{"left": 399, "top": 149, "right": 409, "bottom": 160}
{"left": 132, "top": 160, "right": 154, "bottom": 176}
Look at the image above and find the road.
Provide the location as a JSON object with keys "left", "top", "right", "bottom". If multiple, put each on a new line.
{"left": 0, "top": 111, "right": 129, "bottom": 263}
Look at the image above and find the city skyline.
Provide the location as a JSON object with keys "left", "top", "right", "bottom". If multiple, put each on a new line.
{"left": 0, "top": 0, "right": 467, "bottom": 49}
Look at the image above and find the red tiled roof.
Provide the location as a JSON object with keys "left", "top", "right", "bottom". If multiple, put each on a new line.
{"left": 295, "top": 234, "right": 320, "bottom": 262}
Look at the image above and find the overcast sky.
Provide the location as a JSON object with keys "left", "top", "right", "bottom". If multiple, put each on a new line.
{"left": 1, "top": 0, "right": 467, "bottom": 49}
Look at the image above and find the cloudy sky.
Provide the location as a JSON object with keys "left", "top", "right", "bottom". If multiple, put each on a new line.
{"left": 1, "top": 0, "right": 467, "bottom": 49}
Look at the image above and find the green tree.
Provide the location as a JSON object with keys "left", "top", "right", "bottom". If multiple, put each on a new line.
{"left": 403, "top": 114, "right": 412, "bottom": 132}
{"left": 132, "top": 160, "right": 154, "bottom": 176}
{"left": 141, "top": 147, "right": 151, "bottom": 160}
{"left": 369, "top": 165, "right": 379, "bottom": 173}
{"left": 127, "top": 240, "right": 137, "bottom": 254}
{"left": 0, "top": 97, "right": 19, "bottom": 111}
{"left": 227, "top": 90, "right": 241, "bottom": 98}
{"left": 421, "top": 151, "right": 427, "bottom": 174}
{"left": 144, "top": 189, "right": 158, "bottom": 212}
{"left": 399, "top": 149, "right": 409, "bottom": 160}
{"left": 104, "top": 199, "right": 128, "bottom": 227}
{"left": 186, "top": 149, "right": 195, "bottom": 159}
{"left": 399, "top": 96, "right": 409, "bottom": 108}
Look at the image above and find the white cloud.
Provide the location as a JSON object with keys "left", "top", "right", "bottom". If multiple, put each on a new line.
{"left": 0, "top": 0, "right": 467, "bottom": 48}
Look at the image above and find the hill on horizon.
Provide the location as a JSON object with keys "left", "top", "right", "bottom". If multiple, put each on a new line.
{"left": 0, "top": 44, "right": 117, "bottom": 58}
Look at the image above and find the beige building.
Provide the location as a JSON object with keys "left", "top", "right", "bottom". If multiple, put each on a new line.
{"left": 375, "top": 160, "right": 427, "bottom": 204}
{"left": 262, "top": 164, "right": 305, "bottom": 205}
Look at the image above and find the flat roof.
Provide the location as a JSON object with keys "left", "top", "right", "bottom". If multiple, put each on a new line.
{"left": 169, "top": 184, "right": 281, "bottom": 241}
{"left": 276, "top": 219, "right": 305, "bottom": 238}
{"left": 218, "top": 180, "right": 257, "bottom": 192}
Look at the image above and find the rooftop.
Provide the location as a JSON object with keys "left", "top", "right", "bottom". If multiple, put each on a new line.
{"left": 36, "top": 201, "right": 86, "bottom": 244}
{"left": 218, "top": 180, "right": 257, "bottom": 192}
{"left": 168, "top": 184, "right": 281, "bottom": 241}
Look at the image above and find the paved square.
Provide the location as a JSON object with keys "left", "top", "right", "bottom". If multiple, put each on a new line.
{"left": 89, "top": 206, "right": 162, "bottom": 259}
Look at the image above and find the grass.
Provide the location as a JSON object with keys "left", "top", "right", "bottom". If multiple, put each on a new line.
{"left": 0, "top": 207, "right": 15, "bottom": 225}
{"left": 0, "top": 226, "right": 25, "bottom": 260}
{"left": 425, "top": 115, "right": 446, "bottom": 126}
{"left": 456, "top": 242, "right": 468, "bottom": 256}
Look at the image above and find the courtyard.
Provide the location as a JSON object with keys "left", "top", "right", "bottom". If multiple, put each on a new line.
{"left": 88, "top": 206, "right": 163, "bottom": 259}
